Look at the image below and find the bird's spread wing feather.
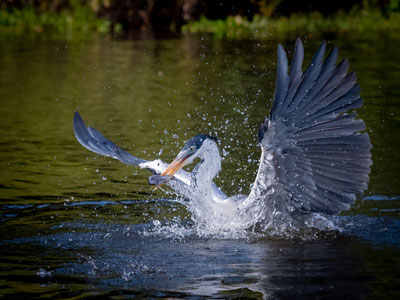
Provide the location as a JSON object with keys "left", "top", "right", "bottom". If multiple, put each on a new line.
{"left": 73, "top": 112, "right": 147, "bottom": 166}
{"left": 73, "top": 112, "right": 193, "bottom": 186}
{"left": 255, "top": 39, "right": 372, "bottom": 214}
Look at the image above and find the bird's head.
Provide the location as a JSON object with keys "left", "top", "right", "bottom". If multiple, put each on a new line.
{"left": 161, "top": 134, "right": 218, "bottom": 177}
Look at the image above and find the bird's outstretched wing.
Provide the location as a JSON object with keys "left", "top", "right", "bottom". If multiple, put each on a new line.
{"left": 73, "top": 112, "right": 193, "bottom": 186}
{"left": 253, "top": 39, "right": 372, "bottom": 214}
{"left": 73, "top": 112, "right": 147, "bottom": 166}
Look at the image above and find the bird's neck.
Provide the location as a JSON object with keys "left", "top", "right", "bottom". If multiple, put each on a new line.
{"left": 191, "top": 142, "right": 221, "bottom": 189}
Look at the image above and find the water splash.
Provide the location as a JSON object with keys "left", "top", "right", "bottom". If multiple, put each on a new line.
{"left": 140, "top": 190, "right": 344, "bottom": 240}
{"left": 138, "top": 191, "right": 400, "bottom": 243}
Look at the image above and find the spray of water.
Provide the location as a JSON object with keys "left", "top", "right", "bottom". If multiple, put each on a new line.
{"left": 142, "top": 181, "right": 343, "bottom": 240}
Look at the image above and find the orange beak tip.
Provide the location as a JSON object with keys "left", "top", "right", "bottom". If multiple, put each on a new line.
{"left": 161, "top": 156, "right": 187, "bottom": 176}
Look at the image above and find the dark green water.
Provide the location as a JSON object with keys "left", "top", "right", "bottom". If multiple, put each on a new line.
{"left": 0, "top": 34, "right": 399, "bottom": 299}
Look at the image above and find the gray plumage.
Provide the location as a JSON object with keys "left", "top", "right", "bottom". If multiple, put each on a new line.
{"left": 257, "top": 38, "right": 372, "bottom": 214}
{"left": 73, "top": 112, "right": 146, "bottom": 166}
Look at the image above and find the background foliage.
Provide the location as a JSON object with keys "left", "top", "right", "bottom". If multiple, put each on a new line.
{"left": 1, "top": 0, "right": 399, "bottom": 37}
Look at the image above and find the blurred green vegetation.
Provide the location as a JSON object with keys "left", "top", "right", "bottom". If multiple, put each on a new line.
{"left": 1, "top": 0, "right": 400, "bottom": 38}
{"left": 182, "top": 8, "right": 400, "bottom": 39}
{"left": 388, "top": 0, "right": 400, "bottom": 11}
{"left": 0, "top": 1, "right": 116, "bottom": 37}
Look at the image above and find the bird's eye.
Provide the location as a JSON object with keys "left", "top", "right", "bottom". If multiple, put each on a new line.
{"left": 190, "top": 146, "right": 196, "bottom": 151}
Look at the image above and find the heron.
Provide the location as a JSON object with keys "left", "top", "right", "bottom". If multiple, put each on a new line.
{"left": 73, "top": 39, "right": 372, "bottom": 233}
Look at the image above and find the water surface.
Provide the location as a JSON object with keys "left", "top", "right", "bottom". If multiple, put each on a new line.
{"left": 0, "top": 34, "right": 399, "bottom": 299}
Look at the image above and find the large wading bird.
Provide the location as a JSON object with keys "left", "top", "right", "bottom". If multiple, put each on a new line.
{"left": 73, "top": 39, "right": 372, "bottom": 231}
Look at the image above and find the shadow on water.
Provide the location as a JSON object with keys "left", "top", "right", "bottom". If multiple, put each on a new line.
{"left": 0, "top": 34, "right": 400, "bottom": 298}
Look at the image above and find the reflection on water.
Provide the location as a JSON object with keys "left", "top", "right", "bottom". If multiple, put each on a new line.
{"left": 1, "top": 204, "right": 399, "bottom": 299}
{"left": 0, "top": 34, "right": 399, "bottom": 298}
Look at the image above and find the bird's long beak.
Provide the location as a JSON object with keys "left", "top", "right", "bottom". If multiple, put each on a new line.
{"left": 161, "top": 153, "right": 190, "bottom": 176}
{"left": 151, "top": 152, "right": 192, "bottom": 191}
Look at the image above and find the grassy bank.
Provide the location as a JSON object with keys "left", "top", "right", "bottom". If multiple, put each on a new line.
{"left": 182, "top": 10, "right": 400, "bottom": 39}
{"left": 0, "top": 5, "right": 115, "bottom": 37}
